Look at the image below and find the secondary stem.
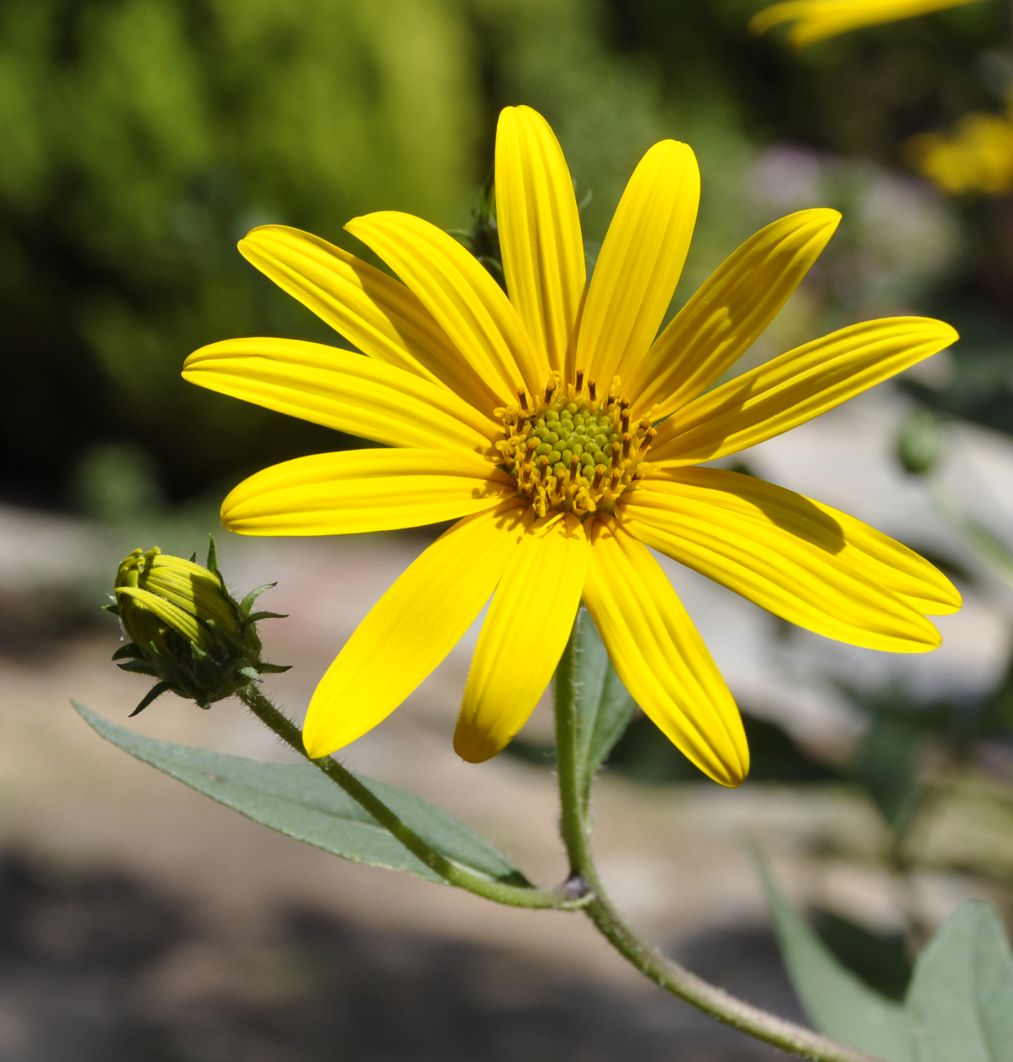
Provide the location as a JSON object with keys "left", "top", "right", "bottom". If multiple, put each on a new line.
{"left": 552, "top": 622, "right": 882, "bottom": 1062}
{"left": 237, "top": 684, "right": 583, "bottom": 912}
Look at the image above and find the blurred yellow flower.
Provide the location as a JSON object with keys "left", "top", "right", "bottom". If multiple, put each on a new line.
{"left": 183, "top": 106, "right": 960, "bottom": 787}
{"left": 750, "top": 0, "right": 978, "bottom": 47}
{"left": 907, "top": 110, "right": 1013, "bottom": 195}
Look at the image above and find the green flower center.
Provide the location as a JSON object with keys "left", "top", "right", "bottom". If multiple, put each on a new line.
{"left": 496, "top": 377, "right": 655, "bottom": 518}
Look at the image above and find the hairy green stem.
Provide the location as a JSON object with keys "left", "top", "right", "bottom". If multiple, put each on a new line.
{"left": 552, "top": 622, "right": 882, "bottom": 1062}
{"left": 238, "top": 684, "right": 584, "bottom": 911}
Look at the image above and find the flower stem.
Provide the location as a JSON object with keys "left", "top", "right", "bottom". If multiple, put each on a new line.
{"left": 552, "top": 621, "right": 882, "bottom": 1062}
{"left": 237, "top": 684, "right": 585, "bottom": 911}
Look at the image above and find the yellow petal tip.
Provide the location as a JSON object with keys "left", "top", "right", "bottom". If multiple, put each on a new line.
{"left": 240, "top": 224, "right": 270, "bottom": 242}
{"left": 714, "top": 765, "right": 749, "bottom": 789}
{"left": 924, "top": 572, "right": 963, "bottom": 616}
{"left": 452, "top": 724, "right": 501, "bottom": 764}
{"left": 914, "top": 317, "right": 960, "bottom": 346}
{"left": 942, "top": 585, "right": 963, "bottom": 614}
{"left": 655, "top": 138, "right": 697, "bottom": 163}
{"left": 302, "top": 719, "right": 335, "bottom": 761}
{"left": 897, "top": 620, "right": 944, "bottom": 653}
{"left": 708, "top": 745, "right": 750, "bottom": 789}
{"left": 219, "top": 499, "right": 241, "bottom": 532}
{"left": 813, "top": 206, "right": 843, "bottom": 230}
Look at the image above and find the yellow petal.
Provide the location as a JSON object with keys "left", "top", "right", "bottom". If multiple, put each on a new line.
{"left": 302, "top": 502, "right": 532, "bottom": 759}
{"left": 454, "top": 513, "right": 588, "bottom": 762}
{"left": 495, "top": 106, "right": 585, "bottom": 377}
{"left": 136, "top": 558, "right": 236, "bottom": 630}
{"left": 239, "top": 225, "right": 501, "bottom": 414}
{"left": 183, "top": 337, "right": 496, "bottom": 455}
{"left": 576, "top": 140, "right": 700, "bottom": 388}
{"left": 346, "top": 211, "right": 545, "bottom": 401}
{"left": 749, "top": 0, "right": 975, "bottom": 48}
{"left": 651, "top": 317, "right": 958, "bottom": 466}
{"left": 624, "top": 470, "right": 946, "bottom": 651}
{"left": 630, "top": 209, "right": 841, "bottom": 418}
{"left": 115, "top": 587, "right": 212, "bottom": 651}
{"left": 582, "top": 521, "right": 748, "bottom": 787}
{"left": 222, "top": 449, "right": 515, "bottom": 536}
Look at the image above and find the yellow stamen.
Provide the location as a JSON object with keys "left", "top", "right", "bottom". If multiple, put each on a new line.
{"left": 496, "top": 376, "right": 655, "bottom": 517}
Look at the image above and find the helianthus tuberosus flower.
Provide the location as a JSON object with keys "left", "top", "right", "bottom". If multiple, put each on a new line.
{"left": 750, "top": 0, "right": 978, "bottom": 48}
{"left": 183, "top": 105, "right": 960, "bottom": 787}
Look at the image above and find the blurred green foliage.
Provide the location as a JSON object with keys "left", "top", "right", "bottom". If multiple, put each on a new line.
{"left": 2, "top": 0, "right": 479, "bottom": 504}
{"left": 5, "top": 0, "right": 1007, "bottom": 508}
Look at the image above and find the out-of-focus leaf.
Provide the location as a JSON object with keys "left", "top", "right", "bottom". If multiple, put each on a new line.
{"left": 758, "top": 859, "right": 912, "bottom": 1061}
{"left": 1, "top": 0, "right": 481, "bottom": 500}
{"left": 605, "top": 716, "right": 698, "bottom": 784}
{"left": 74, "top": 702, "right": 528, "bottom": 889}
{"left": 907, "top": 901, "right": 1013, "bottom": 1062}
{"left": 761, "top": 862, "right": 1013, "bottom": 1061}
{"left": 852, "top": 714, "right": 920, "bottom": 828}
{"left": 896, "top": 408, "right": 943, "bottom": 477}
{"left": 500, "top": 735, "right": 554, "bottom": 766}
{"left": 608, "top": 712, "right": 841, "bottom": 786}
{"left": 813, "top": 909, "right": 912, "bottom": 1002}
{"left": 903, "top": 311, "right": 1013, "bottom": 440}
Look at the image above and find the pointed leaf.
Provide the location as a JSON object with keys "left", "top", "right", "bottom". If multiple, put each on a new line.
{"left": 115, "top": 659, "right": 160, "bottom": 676}
{"left": 240, "top": 582, "right": 279, "bottom": 613}
{"left": 256, "top": 662, "right": 292, "bottom": 675}
{"left": 74, "top": 703, "right": 527, "bottom": 888}
{"left": 758, "top": 857, "right": 912, "bottom": 1060}
{"left": 128, "top": 682, "right": 173, "bottom": 717}
{"left": 907, "top": 901, "right": 1013, "bottom": 1062}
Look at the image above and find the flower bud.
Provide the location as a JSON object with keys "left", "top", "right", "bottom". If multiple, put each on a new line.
{"left": 108, "top": 542, "right": 287, "bottom": 715}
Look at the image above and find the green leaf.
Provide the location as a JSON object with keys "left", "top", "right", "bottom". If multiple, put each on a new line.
{"left": 569, "top": 609, "right": 636, "bottom": 801}
{"left": 907, "top": 902, "right": 1013, "bottom": 1062}
{"left": 74, "top": 702, "right": 526, "bottom": 888}
{"left": 852, "top": 713, "right": 920, "bottom": 828}
{"left": 758, "top": 857, "right": 912, "bottom": 1061}
{"left": 809, "top": 908, "right": 911, "bottom": 1003}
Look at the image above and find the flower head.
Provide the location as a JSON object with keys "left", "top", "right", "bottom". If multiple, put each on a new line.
{"left": 750, "top": 0, "right": 979, "bottom": 48}
{"left": 183, "top": 106, "right": 960, "bottom": 786}
{"left": 110, "top": 543, "right": 286, "bottom": 713}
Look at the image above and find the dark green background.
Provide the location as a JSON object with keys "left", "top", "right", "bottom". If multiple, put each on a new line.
{"left": 3, "top": 0, "right": 1006, "bottom": 511}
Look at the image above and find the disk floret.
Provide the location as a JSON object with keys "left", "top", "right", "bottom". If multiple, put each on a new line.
{"left": 496, "top": 375, "right": 655, "bottom": 518}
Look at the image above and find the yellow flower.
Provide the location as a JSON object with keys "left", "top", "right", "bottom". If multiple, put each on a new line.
{"left": 183, "top": 106, "right": 960, "bottom": 787}
{"left": 750, "top": 0, "right": 978, "bottom": 48}
{"left": 907, "top": 111, "right": 1013, "bottom": 196}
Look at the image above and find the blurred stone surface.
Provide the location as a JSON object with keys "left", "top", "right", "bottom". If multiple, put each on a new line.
{"left": 0, "top": 848, "right": 802, "bottom": 1062}
{"left": 2, "top": 382, "right": 1012, "bottom": 1061}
